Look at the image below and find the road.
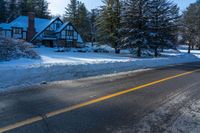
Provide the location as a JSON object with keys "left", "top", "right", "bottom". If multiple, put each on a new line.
{"left": 0, "top": 62, "right": 200, "bottom": 133}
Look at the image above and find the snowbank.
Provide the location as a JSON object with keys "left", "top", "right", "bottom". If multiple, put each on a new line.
{"left": 0, "top": 46, "right": 199, "bottom": 90}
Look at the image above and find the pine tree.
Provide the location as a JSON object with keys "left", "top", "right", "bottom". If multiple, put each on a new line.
{"left": 77, "top": 3, "right": 91, "bottom": 42}
{"left": 147, "top": 0, "right": 179, "bottom": 57}
{"left": 97, "top": 0, "right": 121, "bottom": 53}
{"left": 64, "top": 0, "right": 79, "bottom": 26}
{"left": 120, "top": 0, "right": 149, "bottom": 57}
{"left": 20, "top": 0, "right": 31, "bottom": 16}
{"left": 20, "top": 0, "right": 50, "bottom": 18}
{"left": 35, "top": 0, "right": 50, "bottom": 18}
{"left": 0, "top": 0, "right": 6, "bottom": 22}
{"left": 89, "top": 9, "right": 99, "bottom": 44}
{"left": 7, "top": 0, "right": 20, "bottom": 22}
{"left": 182, "top": 0, "right": 200, "bottom": 52}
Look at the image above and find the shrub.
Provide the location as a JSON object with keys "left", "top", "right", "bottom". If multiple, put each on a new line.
{"left": 0, "top": 37, "right": 40, "bottom": 61}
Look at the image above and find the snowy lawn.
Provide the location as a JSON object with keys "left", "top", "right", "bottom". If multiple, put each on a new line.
{"left": 0, "top": 46, "right": 200, "bottom": 90}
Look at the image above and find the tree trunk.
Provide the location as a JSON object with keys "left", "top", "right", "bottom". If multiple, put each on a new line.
{"left": 114, "top": 42, "right": 120, "bottom": 54}
{"left": 191, "top": 45, "right": 194, "bottom": 50}
{"left": 115, "top": 48, "right": 120, "bottom": 54}
{"left": 188, "top": 44, "right": 191, "bottom": 54}
{"left": 137, "top": 46, "right": 141, "bottom": 57}
{"left": 91, "top": 37, "right": 94, "bottom": 47}
{"left": 154, "top": 47, "right": 158, "bottom": 57}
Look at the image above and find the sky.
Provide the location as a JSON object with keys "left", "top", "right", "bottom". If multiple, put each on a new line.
{"left": 48, "top": 0, "right": 197, "bottom": 15}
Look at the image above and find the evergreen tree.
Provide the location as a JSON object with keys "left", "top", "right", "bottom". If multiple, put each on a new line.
{"left": 120, "top": 0, "right": 149, "bottom": 57}
{"left": 0, "top": 0, "right": 6, "bottom": 22}
{"left": 182, "top": 0, "right": 200, "bottom": 53}
{"left": 7, "top": 0, "right": 20, "bottom": 22}
{"left": 97, "top": 0, "right": 121, "bottom": 53}
{"left": 147, "top": 0, "right": 179, "bottom": 57}
{"left": 35, "top": 0, "right": 50, "bottom": 18}
{"left": 20, "top": 0, "right": 31, "bottom": 16}
{"left": 89, "top": 9, "right": 100, "bottom": 44}
{"left": 77, "top": 3, "right": 91, "bottom": 42}
{"left": 64, "top": 0, "right": 79, "bottom": 26}
{"left": 20, "top": 0, "right": 50, "bottom": 18}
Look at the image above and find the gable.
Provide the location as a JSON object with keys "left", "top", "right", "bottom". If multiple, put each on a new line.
{"left": 31, "top": 17, "right": 63, "bottom": 41}
{"left": 58, "top": 22, "right": 83, "bottom": 43}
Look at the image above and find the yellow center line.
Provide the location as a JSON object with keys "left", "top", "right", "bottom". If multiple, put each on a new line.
{"left": 0, "top": 69, "right": 199, "bottom": 132}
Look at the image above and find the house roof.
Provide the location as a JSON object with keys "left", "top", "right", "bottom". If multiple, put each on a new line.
{"left": 0, "top": 23, "right": 10, "bottom": 29}
{"left": 0, "top": 16, "right": 51, "bottom": 32}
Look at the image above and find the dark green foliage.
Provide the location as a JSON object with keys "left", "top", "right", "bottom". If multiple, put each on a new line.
{"left": 89, "top": 9, "right": 100, "bottom": 44}
{"left": 20, "top": 0, "right": 50, "bottom": 18}
{"left": 0, "top": 0, "right": 50, "bottom": 22}
{"left": 120, "top": 0, "right": 149, "bottom": 57}
{"left": 64, "top": 0, "right": 79, "bottom": 25}
{"left": 147, "top": 0, "right": 180, "bottom": 56}
{"left": 7, "top": 0, "right": 20, "bottom": 22}
{"left": 182, "top": 1, "right": 200, "bottom": 52}
{"left": 97, "top": 0, "right": 121, "bottom": 53}
{"left": 120, "top": 0, "right": 180, "bottom": 57}
{"left": 77, "top": 3, "right": 91, "bottom": 42}
{"left": 0, "top": 0, "right": 6, "bottom": 22}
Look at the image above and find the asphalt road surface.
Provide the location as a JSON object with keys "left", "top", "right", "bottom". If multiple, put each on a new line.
{"left": 1, "top": 62, "right": 200, "bottom": 133}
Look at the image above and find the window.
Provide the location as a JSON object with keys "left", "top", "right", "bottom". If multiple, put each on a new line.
{"left": 0, "top": 28, "right": 2, "bottom": 35}
{"left": 66, "top": 30, "right": 74, "bottom": 36}
{"left": 44, "top": 30, "right": 55, "bottom": 36}
{"left": 56, "top": 23, "right": 61, "bottom": 29}
{"left": 13, "top": 28, "right": 21, "bottom": 34}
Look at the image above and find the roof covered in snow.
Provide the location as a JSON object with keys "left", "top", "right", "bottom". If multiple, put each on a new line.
{"left": 0, "top": 23, "right": 10, "bottom": 29}
{"left": 0, "top": 16, "right": 51, "bottom": 32}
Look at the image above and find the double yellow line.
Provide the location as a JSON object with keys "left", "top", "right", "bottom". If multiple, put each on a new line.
{"left": 0, "top": 69, "right": 199, "bottom": 132}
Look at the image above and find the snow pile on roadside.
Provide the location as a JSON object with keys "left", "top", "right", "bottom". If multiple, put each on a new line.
{"left": 0, "top": 46, "right": 199, "bottom": 90}
{"left": 0, "top": 37, "right": 40, "bottom": 61}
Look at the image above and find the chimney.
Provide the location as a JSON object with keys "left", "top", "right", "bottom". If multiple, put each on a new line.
{"left": 27, "top": 12, "right": 36, "bottom": 42}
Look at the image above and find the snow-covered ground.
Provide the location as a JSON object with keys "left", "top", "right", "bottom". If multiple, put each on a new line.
{"left": 0, "top": 45, "right": 200, "bottom": 91}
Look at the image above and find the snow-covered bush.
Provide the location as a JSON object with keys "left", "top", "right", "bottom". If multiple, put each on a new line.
{"left": 84, "top": 43, "right": 115, "bottom": 53}
{"left": 0, "top": 37, "right": 40, "bottom": 61}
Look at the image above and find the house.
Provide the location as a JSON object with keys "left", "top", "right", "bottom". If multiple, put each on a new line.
{"left": 0, "top": 13, "right": 83, "bottom": 48}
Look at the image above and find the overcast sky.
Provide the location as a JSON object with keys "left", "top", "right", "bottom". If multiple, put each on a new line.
{"left": 48, "top": 0, "right": 196, "bottom": 15}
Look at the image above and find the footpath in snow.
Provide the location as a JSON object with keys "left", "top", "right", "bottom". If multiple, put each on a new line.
{"left": 0, "top": 46, "right": 200, "bottom": 91}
